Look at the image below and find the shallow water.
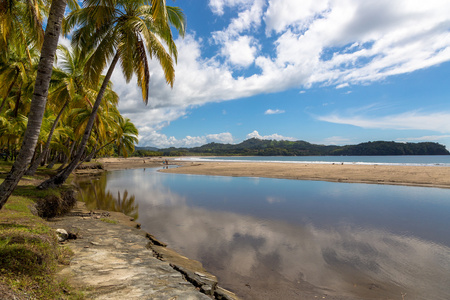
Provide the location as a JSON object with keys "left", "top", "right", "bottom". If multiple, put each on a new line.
{"left": 76, "top": 167, "right": 450, "bottom": 300}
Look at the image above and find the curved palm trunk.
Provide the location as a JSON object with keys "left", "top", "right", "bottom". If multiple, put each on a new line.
{"left": 38, "top": 52, "right": 120, "bottom": 189}
{"left": 0, "top": 0, "right": 67, "bottom": 210}
{"left": 13, "top": 82, "right": 23, "bottom": 118}
{"left": 83, "top": 138, "right": 115, "bottom": 164}
{"left": 25, "top": 100, "right": 69, "bottom": 175}
{"left": 59, "top": 139, "right": 76, "bottom": 169}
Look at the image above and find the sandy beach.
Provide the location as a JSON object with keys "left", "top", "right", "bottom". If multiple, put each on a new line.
{"left": 162, "top": 160, "right": 450, "bottom": 188}
{"left": 95, "top": 157, "right": 450, "bottom": 188}
{"left": 96, "top": 157, "right": 165, "bottom": 170}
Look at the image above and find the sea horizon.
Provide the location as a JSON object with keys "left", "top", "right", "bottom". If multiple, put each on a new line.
{"left": 176, "top": 155, "right": 450, "bottom": 167}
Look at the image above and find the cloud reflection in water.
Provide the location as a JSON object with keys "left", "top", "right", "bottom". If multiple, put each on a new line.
{"left": 103, "top": 168, "right": 450, "bottom": 300}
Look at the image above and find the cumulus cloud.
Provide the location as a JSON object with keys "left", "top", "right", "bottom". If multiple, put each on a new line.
{"left": 264, "top": 109, "right": 285, "bottom": 115}
{"left": 246, "top": 130, "right": 296, "bottom": 141}
{"left": 109, "top": 0, "right": 450, "bottom": 146}
{"left": 220, "top": 35, "right": 259, "bottom": 67}
{"left": 138, "top": 131, "right": 234, "bottom": 148}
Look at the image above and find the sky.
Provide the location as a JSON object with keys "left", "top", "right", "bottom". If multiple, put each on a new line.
{"left": 109, "top": 0, "right": 450, "bottom": 149}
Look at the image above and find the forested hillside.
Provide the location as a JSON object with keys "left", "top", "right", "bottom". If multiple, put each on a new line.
{"left": 134, "top": 139, "right": 449, "bottom": 156}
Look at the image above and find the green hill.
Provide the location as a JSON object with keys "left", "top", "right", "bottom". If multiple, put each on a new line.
{"left": 153, "top": 139, "right": 449, "bottom": 156}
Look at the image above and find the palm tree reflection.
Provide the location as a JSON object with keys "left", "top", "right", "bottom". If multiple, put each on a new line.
{"left": 76, "top": 175, "right": 138, "bottom": 220}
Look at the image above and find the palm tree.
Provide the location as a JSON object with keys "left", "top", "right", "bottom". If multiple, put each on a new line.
{"left": 38, "top": 0, "right": 185, "bottom": 189}
{"left": 25, "top": 44, "right": 95, "bottom": 175}
{"left": 0, "top": 0, "right": 46, "bottom": 62}
{"left": 0, "top": 109, "right": 28, "bottom": 160}
{"left": 0, "top": 41, "right": 39, "bottom": 114}
{"left": 115, "top": 116, "right": 138, "bottom": 157}
{"left": 0, "top": 0, "right": 69, "bottom": 209}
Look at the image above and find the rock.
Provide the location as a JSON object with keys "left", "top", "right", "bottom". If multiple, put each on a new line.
{"left": 56, "top": 229, "right": 69, "bottom": 242}
{"left": 171, "top": 265, "right": 218, "bottom": 297}
{"left": 67, "top": 232, "right": 77, "bottom": 240}
{"left": 215, "top": 286, "right": 240, "bottom": 300}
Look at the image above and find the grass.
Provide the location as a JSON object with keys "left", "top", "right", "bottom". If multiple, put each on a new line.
{"left": 100, "top": 218, "right": 118, "bottom": 224}
{"left": 0, "top": 160, "right": 84, "bottom": 299}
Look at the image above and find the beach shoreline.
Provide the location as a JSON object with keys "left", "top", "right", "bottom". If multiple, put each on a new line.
{"left": 161, "top": 161, "right": 450, "bottom": 188}
{"left": 95, "top": 157, "right": 450, "bottom": 188}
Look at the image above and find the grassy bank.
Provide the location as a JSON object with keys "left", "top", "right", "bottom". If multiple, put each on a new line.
{"left": 0, "top": 161, "right": 83, "bottom": 299}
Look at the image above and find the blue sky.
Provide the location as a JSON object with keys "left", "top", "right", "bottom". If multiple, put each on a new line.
{"left": 109, "top": 0, "right": 450, "bottom": 149}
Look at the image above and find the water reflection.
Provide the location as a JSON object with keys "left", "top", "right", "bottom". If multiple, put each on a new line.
{"left": 78, "top": 168, "right": 450, "bottom": 300}
{"left": 75, "top": 175, "right": 139, "bottom": 220}
{"left": 139, "top": 204, "right": 450, "bottom": 300}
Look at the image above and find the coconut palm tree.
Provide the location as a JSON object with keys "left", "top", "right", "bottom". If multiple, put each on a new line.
{"left": 0, "top": 0, "right": 71, "bottom": 209}
{"left": 115, "top": 116, "right": 138, "bottom": 157}
{"left": 0, "top": 0, "right": 46, "bottom": 62}
{"left": 0, "top": 109, "right": 28, "bottom": 160}
{"left": 0, "top": 40, "right": 39, "bottom": 115}
{"left": 25, "top": 44, "right": 96, "bottom": 175}
{"left": 38, "top": 0, "right": 185, "bottom": 189}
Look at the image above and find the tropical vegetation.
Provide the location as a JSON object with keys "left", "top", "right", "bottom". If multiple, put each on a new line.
{"left": 0, "top": 0, "right": 185, "bottom": 208}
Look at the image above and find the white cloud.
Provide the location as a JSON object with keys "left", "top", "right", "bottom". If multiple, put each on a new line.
{"left": 220, "top": 35, "right": 259, "bottom": 67}
{"left": 336, "top": 83, "right": 349, "bottom": 89}
{"left": 246, "top": 130, "right": 296, "bottom": 141}
{"left": 209, "top": 0, "right": 251, "bottom": 16}
{"left": 138, "top": 131, "right": 234, "bottom": 148}
{"left": 317, "top": 111, "right": 450, "bottom": 133}
{"left": 206, "top": 132, "right": 235, "bottom": 144}
{"left": 264, "top": 0, "right": 330, "bottom": 34}
{"left": 109, "top": 0, "right": 450, "bottom": 146}
{"left": 264, "top": 109, "right": 285, "bottom": 115}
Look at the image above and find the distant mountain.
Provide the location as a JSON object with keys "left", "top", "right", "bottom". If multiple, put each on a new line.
{"left": 155, "top": 138, "right": 449, "bottom": 156}
{"left": 331, "top": 141, "right": 449, "bottom": 156}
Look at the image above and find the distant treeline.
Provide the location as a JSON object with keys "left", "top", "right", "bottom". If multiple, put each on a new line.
{"left": 133, "top": 139, "right": 449, "bottom": 157}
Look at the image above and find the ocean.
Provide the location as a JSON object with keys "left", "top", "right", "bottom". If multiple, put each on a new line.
{"left": 176, "top": 155, "right": 450, "bottom": 166}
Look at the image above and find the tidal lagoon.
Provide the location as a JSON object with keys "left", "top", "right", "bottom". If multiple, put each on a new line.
{"left": 77, "top": 167, "right": 450, "bottom": 299}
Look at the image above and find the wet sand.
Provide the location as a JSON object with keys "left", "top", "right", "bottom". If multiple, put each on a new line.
{"left": 160, "top": 160, "right": 450, "bottom": 188}
{"left": 97, "top": 157, "right": 164, "bottom": 171}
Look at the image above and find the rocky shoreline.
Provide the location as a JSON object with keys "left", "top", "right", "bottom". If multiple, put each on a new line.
{"left": 53, "top": 201, "right": 239, "bottom": 299}
{"left": 64, "top": 158, "right": 240, "bottom": 299}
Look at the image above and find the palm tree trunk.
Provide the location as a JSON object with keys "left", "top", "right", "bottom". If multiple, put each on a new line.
{"left": 57, "top": 139, "right": 75, "bottom": 171}
{"left": 46, "top": 154, "right": 58, "bottom": 169}
{"left": 13, "top": 82, "right": 23, "bottom": 118}
{"left": 0, "top": 0, "right": 67, "bottom": 210}
{"left": 25, "top": 101, "right": 68, "bottom": 175}
{"left": 81, "top": 138, "right": 115, "bottom": 165}
{"left": 38, "top": 52, "right": 120, "bottom": 189}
